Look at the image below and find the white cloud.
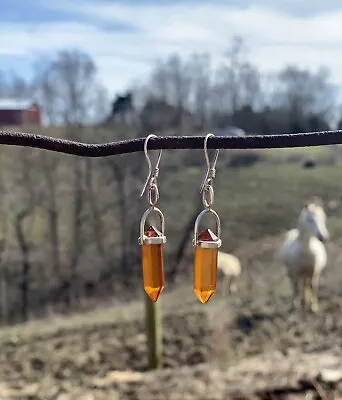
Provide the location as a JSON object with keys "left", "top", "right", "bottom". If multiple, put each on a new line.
{"left": 1, "top": 1, "right": 342, "bottom": 95}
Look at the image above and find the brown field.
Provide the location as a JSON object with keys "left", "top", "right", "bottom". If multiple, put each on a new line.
{"left": 0, "top": 127, "right": 342, "bottom": 399}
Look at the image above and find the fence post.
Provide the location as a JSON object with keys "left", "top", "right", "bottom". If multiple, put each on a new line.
{"left": 144, "top": 291, "right": 162, "bottom": 369}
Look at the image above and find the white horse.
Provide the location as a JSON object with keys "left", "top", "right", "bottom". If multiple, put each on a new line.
{"left": 280, "top": 202, "right": 329, "bottom": 313}
{"left": 217, "top": 251, "right": 242, "bottom": 295}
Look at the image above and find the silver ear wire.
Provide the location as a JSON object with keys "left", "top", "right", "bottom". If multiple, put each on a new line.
{"left": 140, "top": 134, "right": 162, "bottom": 198}
{"left": 200, "top": 133, "right": 219, "bottom": 194}
{"left": 193, "top": 133, "right": 222, "bottom": 247}
{"left": 138, "top": 134, "right": 166, "bottom": 246}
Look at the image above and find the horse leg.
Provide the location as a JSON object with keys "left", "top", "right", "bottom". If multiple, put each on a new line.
{"left": 229, "top": 277, "right": 237, "bottom": 294}
{"left": 290, "top": 275, "right": 300, "bottom": 312}
{"left": 303, "top": 277, "right": 313, "bottom": 312}
{"left": 220, "top": 275, "right": 226, "bottom": 297}
{"left": 298, "top": 276, "right": 308, "bottom": 311}
{"left": 310, "top": 273, "right": 320, "bottom": 313}
{"left": 223, "top": 276, "right": 233, "bottom": 296}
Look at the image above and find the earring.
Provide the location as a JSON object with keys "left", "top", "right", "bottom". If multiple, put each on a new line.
{"left": 193, "top": 133, "right": 222, "bottom": 304}
{"left": 138, "top": 134, "right": 166, "bottom": 302}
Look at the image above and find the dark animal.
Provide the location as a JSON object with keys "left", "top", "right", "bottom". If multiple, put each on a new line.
{"left": 111, "top": 92, "right": 134, "bottom": 123}
{"left": 303, "top": 159, "right": 316, "bottom": 169}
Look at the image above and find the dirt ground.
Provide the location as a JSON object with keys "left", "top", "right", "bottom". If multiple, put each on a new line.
{"left": 1, "top": 264, "right": 342, "bottom": 400}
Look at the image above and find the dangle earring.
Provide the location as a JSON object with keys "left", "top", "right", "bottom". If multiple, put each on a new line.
{"left": 138, "top": 134, "right": 166, "bottom": 302}
{"left": 193, "top": 133, "right": 222, "bottom": 304}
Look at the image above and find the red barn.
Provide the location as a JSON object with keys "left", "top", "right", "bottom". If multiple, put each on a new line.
{"left": 0, "top": 99, "right": 41, "bottom": 126}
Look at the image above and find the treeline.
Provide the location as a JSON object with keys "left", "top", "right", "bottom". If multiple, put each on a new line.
{"left": 0, "top": 37, "right": 340, "bottom": 134}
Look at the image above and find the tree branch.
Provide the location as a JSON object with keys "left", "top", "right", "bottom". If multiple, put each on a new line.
{"left": 0, "top": 130, "right": 341, "bottom": 157}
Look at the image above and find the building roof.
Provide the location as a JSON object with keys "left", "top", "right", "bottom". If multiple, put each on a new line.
{"left": 0, "top": 98, "right": 36, "bottom": 111}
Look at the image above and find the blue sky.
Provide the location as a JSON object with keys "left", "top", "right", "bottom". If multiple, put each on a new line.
{"left": 1, "top": 0, "right": 342, "bottom": 97}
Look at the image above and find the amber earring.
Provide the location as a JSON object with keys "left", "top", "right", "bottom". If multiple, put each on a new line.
{"left": 193, "top": 133, "right": 222, "bottom": 304}
{"left": 138, "top": 134, "right": 166, "bottom": 302}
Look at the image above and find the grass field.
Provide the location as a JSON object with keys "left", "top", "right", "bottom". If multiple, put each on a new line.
{"left": 1, "top": 132, "right": 342, "bottom": 399}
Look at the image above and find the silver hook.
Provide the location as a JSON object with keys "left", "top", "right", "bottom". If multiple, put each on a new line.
{"left": 200, "top": 133, "right": 219, "bottom": 193}
{"left": 140, "top": 134, "right": 162, "bottom": 197}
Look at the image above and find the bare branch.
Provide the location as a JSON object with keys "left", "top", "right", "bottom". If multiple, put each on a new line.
{"left": 0, "top": 130, "right": 342, "bottom": 157}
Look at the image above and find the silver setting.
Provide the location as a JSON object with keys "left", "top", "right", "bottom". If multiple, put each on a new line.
{"left": 197, "top": 240, "right": 222, "bottom": 249}
{"left": 142, "top": 236, "right": 167, "bottom": 245}
{"left": 138, "top": 207, "right": 167, "bottom": 246}
{"left": 193, "top": 208, "right": 222, "bottom": 248}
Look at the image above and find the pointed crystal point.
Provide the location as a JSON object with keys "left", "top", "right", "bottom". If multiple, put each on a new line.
{"left": 197, "top": 228, "right": 218, "bottom": 242}
{"left": 145, "top": 225, "right": 163, "bottom": 238}
{"left": 145, "top": 285, "right": 164, "bottom": 302}
{"left": 194, "top": 289, "right": 215, "bottom": 304}
{"left": 141, "top": 225, "right": 165, "bottom": 302}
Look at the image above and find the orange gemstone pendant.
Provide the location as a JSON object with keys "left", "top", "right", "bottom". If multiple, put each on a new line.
{"left": 138, "top": 134, "right": 166, "bottom": 303}
{"left": 141, "top": 226, "right": 165, "bottom": 302}
{"left": 193, "top": 228, "right": 220, "bottom": 304}
{"left": 138, "top": 206, "right": 166, "bottom": 303}
{"left": 193, "top": 133, "right": 222, "bottom": 304}
{"left": 193, "top": 228, "right": 219, "bottom": 304}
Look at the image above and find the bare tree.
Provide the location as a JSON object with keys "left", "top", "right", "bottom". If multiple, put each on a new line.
{"left": 67, "top": 157, "right": 85, "bottom": 306}
{"left": 104, "top": 155, "right": 144, "bottom": 287}
{"left": 0, "top": 238, "right": 7, "bottom": 325}
{"left": 275, "top": 65, "right": 335, "bottom": 129}
{"left": 7, "top": 148, "right": 43, "bottom": 322}
{"left": 14, "top": 206, "right": 34, "bottom": 322}
{"left": 41, "top": 50, "right": 106, "bottom": 305}
{"left": 147, "top": 54, "right": 192, "bottom": 128}
{"left": 239, "top": 62, "right": 261, "bottom": 110}
{"left": 33, "top": 58, "right": 59, "bottom": 124}
{"left": 212, "top": 36, "right": 261, "bottom": 123}
{"left": 34, "top": 49, "right": 106, "bottom": 126}
{"left": 148, "top": 60, "right": 170, "bottom": 103}
{"left": 84, "top": 158, "right": 105, "bottom": 260}
{"left": 6, "top": 71, "right": 32, "bottom": 99}
{"left": 40, "top": 152, "right": 62, "bottom": 277}
{"left": 188, "top": 53, "right": 212, "bottom": 129}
